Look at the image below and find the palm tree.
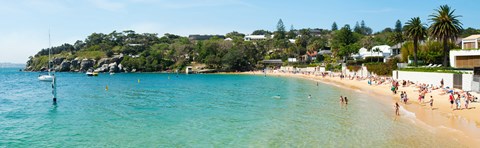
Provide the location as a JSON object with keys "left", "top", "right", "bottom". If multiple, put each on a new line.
{"left": 429, "top": 5, "right": 463, "bottom": 68}
{"left": 404, "top": 17, "right": 427, "bottom": 67}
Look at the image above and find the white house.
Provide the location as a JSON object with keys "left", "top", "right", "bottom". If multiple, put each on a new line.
{"left": 449, "top": 34, "right": 480, "bottom": 68}
{"left": 244, "top": 35, "right": 270, "bottom": 41}
{"left": 352, "top": 45, "right": 393, "bottom": 62}
{"left": 461, "top": 34, "right": 480, "bottom": 49}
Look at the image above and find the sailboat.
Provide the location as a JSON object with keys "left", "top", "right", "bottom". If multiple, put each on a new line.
{"left": 38, "top": 31, "right": 55, "bottom": 82}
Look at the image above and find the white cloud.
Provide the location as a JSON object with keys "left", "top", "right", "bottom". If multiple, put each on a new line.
{"left": 89, "top": 0, "right": 126, "bottom": 11}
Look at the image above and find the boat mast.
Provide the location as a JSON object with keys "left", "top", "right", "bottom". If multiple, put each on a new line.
{"left": 48, "top": 29, "right": 51, "bottom": 75}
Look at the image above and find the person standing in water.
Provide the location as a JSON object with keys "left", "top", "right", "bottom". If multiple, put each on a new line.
{"left": 339, "top": 96, "right": 344, "bottom": 107}
{"left": 394, "top": 102, "right": 400, "bottom": 116}
{"left": 344, "top": 97, "right": 349, "bottom": 110}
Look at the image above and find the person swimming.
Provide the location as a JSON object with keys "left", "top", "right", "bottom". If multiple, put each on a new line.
{"left": 308, "top": 94, "right": 311, "bottom": 99}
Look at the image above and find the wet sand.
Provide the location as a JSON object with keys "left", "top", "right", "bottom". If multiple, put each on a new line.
{"left": 237, "top": 71, "right": 480, "bottom": 147}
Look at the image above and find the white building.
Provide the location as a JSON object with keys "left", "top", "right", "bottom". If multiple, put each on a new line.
{"left": 450, "top": 34, "right": 480, "bottom": 68}
{"left": 352, "top": 45, "right": 393, "bottom": 62}
{"left": 244, "top": 35, "right": 269, "bottom": 41}
{"left": 461, "top": 34, "right": 480, "bottom": 49}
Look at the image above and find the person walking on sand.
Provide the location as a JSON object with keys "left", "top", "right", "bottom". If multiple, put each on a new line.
{"left": 394, "top": 102, "right": 400, "bottom": 116}
{"left": 440, "top": 78, "right": 444, "bottom": 88}
{"left": 404, "top": 91, "right": 408, "bottom": 104}
{"left": 449, "top": 93, "right": 454, "bottom": 109}
{"left": 455, "top": 94, "right": 461, "bottom": 110}
{"left": 464, "top": 95, "right": 469, "bottom": 109}
{"left": 400, "top": 92, "right": 405, "bottom": 103}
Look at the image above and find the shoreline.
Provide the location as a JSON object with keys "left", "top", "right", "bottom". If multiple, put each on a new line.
{"left": 236, "top": 71, "right": 480, "bottom": 147}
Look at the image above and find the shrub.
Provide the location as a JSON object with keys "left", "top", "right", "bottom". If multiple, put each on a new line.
{"left": 364, "top": 56, "right": 384, "bottom": 63}
{"left": 365, "top": 58, "right": 399, "bottom": 76}
{"left": 346, "top": 59, "right": 364, "bottom": 66}
{"left": 347, "top": 65, "right": 362, "bottom": 72}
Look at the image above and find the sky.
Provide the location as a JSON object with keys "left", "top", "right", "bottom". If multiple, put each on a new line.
{"left": 0, "top": 0, "right": 478, "bottom": 63}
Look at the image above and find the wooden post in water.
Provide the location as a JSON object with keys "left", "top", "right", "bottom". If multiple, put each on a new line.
{"left": 52, "top": 75, "right": 57, "bottom": 103}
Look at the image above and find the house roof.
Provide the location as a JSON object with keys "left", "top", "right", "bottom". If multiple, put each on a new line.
{"left": 463, "top": 34, "right": 480, "bottom": 40}
{"left": 245, "top": 35, "right": 268, "bottom": 39}
{"left": 262, "top": 59, "right": 283, "bottom": 64}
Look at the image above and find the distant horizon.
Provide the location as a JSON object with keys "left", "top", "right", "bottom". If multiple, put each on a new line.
{"left": 1, "top": 0, "right": 479, "bottom": 63}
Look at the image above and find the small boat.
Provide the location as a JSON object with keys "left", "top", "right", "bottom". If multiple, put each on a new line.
{"left": 86, "top": 71, "right": 99, "bottom": 76}
{"left": 109, "top": 72, "right": 115, "bottom": 75}
{"left": 38, "top": 74, "right": 54, "bottom": 81}
{"left": 86, "top": 71, "right": 93, "bottom": 76}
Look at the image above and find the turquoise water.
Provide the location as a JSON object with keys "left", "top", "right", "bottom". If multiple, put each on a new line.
{"left": 0, "top": 68, "right": 465, "bottom": 147}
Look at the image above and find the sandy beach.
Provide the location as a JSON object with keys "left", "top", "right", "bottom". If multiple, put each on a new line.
{"left": 239, "top": 71, "right": 480, "bottom": 147}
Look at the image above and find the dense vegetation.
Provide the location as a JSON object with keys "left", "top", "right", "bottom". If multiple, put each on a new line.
{"left": 26, "top": 4, "right": 476, "bottom": 74}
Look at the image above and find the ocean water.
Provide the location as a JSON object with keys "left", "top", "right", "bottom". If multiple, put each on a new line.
{"left": 0, "top": 68, "right": 466, "bottom": 147}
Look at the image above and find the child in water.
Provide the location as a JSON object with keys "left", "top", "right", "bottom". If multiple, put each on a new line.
{"left": 394, "top": 102, "right": 400, "bottom": 116}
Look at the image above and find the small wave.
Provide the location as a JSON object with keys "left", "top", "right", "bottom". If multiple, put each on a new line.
{"left": 400, "top": 106, "right": 416, "bottom": 118}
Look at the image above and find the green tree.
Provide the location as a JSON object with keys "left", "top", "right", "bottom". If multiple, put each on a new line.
{"left": 394, "top": 20, "right": 403, "bottom": 33}
{"left": 251, "top": 30, "right": 271, "bottom": 35}
{"left": 226, "top": 31, "right": 245, "bottom": 39}
{"left": 429, "top": 5, "right": 463, "bottom": 67}
{"left": 360, "top": 20, "right": 372, "bottom": 35}
{"left": 274, "top": 19, "right": 286, "bottom": 39}
{"left": 361, "top": 36, "right": 374, "bottom": 50}
{"left": 390, "top": 20, "right": 404, "bottom": 45}
{"left": 332, "top": 22, "right": 338, "bottom": 31}
{"left": 461, "top": 27, "right": 480, "bottom": 38}
{"left": 332, "top": 25, "right": 360, "bottom": 62}
{"left": 404, "top": 17, "right": 427, "bottom": 67}
{"left": 354, "top": 22, "right": 362, "bottom": 34}
{"left": 287, "top": 25, "right": 297, "bottom": 39}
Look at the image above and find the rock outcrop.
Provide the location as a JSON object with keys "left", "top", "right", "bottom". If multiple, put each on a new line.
{"left": 108, "top": 62, "right": 119, "bottom": 72}
{"left": 80, "top": 59, "right": 94, "bottom": 71}
{"left": 52, "top": 57, "right": 65, "bottom": 65}
{"left": 57, "top": 60, "right": 71, "bottom": 71}
{"left": 70, "top": 58, "right": 80, "bottom": 71}
{"left": 97, "top": 58, "right": 110, "bottom": 67}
